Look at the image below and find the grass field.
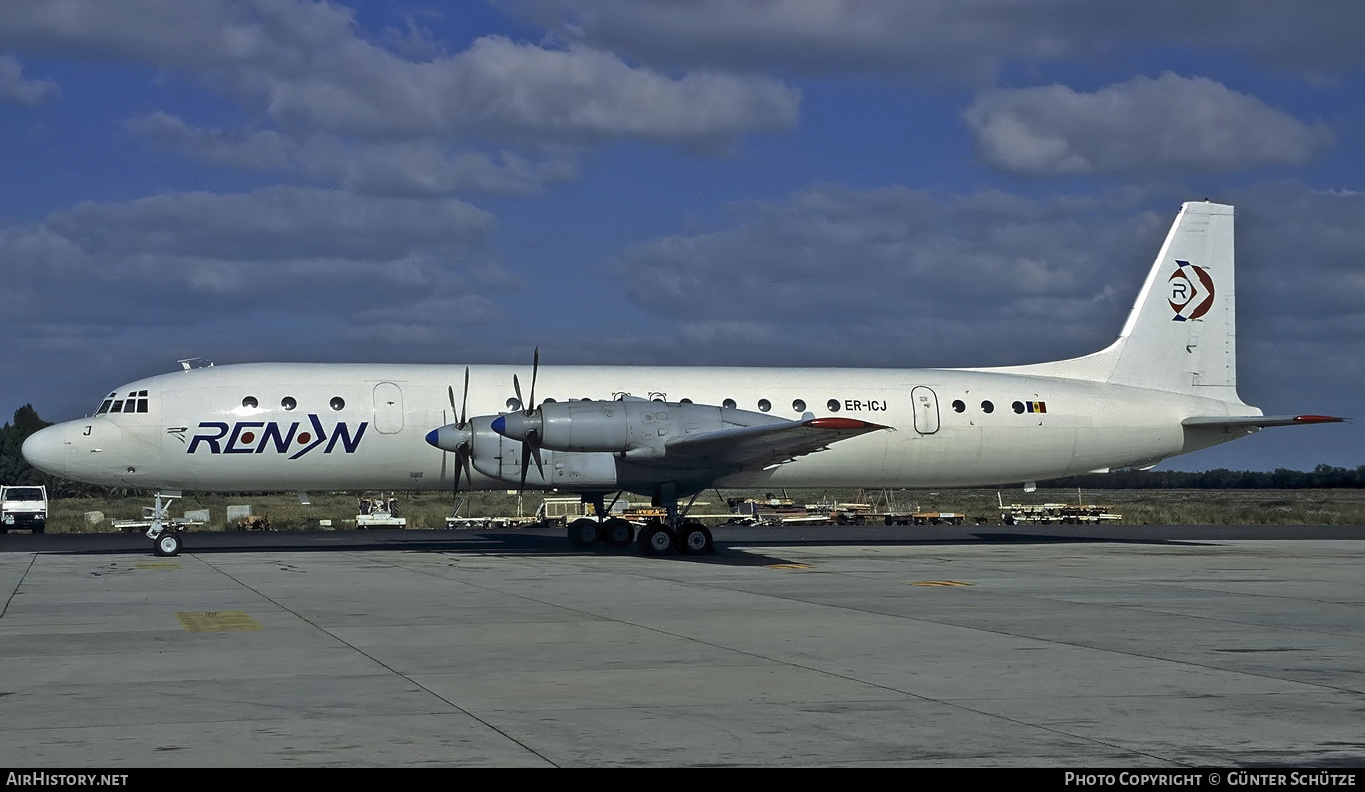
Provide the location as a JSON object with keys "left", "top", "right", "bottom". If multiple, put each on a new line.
{"left": 36, "top": 487, "right": 1365, "bottom": 534}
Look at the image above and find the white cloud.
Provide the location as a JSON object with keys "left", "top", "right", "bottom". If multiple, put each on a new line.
{"left": 0, "top": 1, "right": 799, "bottom": 149}
{"left": 0, "top": 54, "right": 58, "bottom": 104}
{"left": 0, "top": 187, "right": 514, "bottom": 360}
{"left": 513, "top": 0, "right": 1365, "bottom": 82}
{"left": 963, "top": 73, "right": 1332, "bottom": 176}
{"left": 126, "top": 112, "right": 579, "bottom": 196}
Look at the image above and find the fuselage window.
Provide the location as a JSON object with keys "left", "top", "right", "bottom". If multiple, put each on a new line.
{"left": 758, "top": 399, "right": 771, "bottom": 412}
{"left": 952, "top": 400, "right": 965, "bottom": 413}
{"left": 506, "top": 398, "right": 522, "bottom": 411}
{"left": 981, "top": 400, "right": 995, "bottom": 413}
{"left": 330, "top": 397, "right": 346, "bottom": 411}
{"left": 242, "top": 396, "right": 258, "bottom": 409}
{"left": 282, "top": 397, "right": 297, "bottom": 411}
{"left": 1012, "top": 401, "right": 1025, "bottom": 414}
{"left": 723, "top": 398, "right": 736, "bottom": 409}
{"left": 792, "top": 399, "right": 806, "bottom": 412}
{"left": 680, "top": 398, "right": 692, "bottom": 404}
{"left": 827, "top": 399, "right": 840, "bottom": 412}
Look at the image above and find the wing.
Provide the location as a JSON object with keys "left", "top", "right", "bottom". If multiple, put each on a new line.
{"left": 664, "top": 416, "right": 889, "bottom": 469}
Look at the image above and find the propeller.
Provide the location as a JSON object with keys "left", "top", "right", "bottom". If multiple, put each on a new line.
{"left": 447, "top": 366, "right": 474, "bottom": 497}
{"left": 424, "top": 366, "right": 474, "bottom": 499}
{"left": 506, "top": 348, "right": 544, "bottom": 493}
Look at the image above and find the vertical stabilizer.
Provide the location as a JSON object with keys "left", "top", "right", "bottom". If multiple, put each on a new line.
{"left": 1021, "top": 201, "right": 1243, "bottom": 403}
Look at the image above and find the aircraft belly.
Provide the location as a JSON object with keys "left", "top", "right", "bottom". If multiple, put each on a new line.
{"left": 1071, "top": 423, "right": 1183, "bottom": 472}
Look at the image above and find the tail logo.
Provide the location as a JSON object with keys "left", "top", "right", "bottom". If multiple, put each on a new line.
{"left": 1168, "top": 260, "right": 1215, "bottom": 321}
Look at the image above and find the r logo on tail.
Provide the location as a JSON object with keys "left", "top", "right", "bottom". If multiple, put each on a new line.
{"left": 1169, "top": 260, "right": 1215, "bottom": 321}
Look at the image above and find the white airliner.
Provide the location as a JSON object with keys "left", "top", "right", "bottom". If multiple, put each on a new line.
{"left": 21, "top": 201, "right": 1342, "bottom": 556}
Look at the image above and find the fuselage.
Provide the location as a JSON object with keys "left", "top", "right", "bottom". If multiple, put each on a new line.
{"left": 23, "top": 361, "right": 1254, "bottom": 495}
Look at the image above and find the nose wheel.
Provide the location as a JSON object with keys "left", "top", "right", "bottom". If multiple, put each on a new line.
{"left": 154, "top": 531, "right": 182, "bottom": 557}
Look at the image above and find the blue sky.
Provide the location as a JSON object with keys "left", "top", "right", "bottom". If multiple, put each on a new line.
{"left": 1, "top": 0, "right": 1361, "bottom": 472}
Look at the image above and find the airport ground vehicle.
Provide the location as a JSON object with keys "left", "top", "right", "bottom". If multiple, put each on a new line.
{"left": 1000, "top": 503, "right": 1121, "bottom": 525}
{"left": 0, "top": 485, "right": 48, "bottom": 534}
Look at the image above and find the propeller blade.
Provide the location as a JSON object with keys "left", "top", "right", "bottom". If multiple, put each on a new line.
{"left": 439, "top": 408, "right": 448, "bottom": 482}
{"left": 458, "top": 447, "right": 473, "bottom": 496}
{"left": 460, "top": 366, "right": 470, "bottom": 427}
{"left": 528, "top": 347, "right": 539, "bottom": 413}
{"left": 527, "top": 430, "right": 545, "bottom": 477}
{"left": 513, "top": 373, "right": 524, "bottom": 412}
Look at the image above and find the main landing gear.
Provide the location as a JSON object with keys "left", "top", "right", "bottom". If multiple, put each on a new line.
{"left": 636, "top": 520, "right": 714, "bottom": 557}
{"left": 564, "top": 490, "right": 716, "bottom": 557}
{"left": 567, "top": 516, "right": 636, "bottom": 548}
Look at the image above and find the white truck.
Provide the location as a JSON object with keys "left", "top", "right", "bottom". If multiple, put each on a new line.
{"left": 1, "top": 485, "right": 48, "bottom": 534}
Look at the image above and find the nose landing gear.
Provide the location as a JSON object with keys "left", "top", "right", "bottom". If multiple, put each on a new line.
{"left": 143, "top": 491, "right": 187, "bottom": 557}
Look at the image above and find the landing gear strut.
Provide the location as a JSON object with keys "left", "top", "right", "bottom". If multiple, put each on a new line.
{"left": 144, "top": 491, "right": 185, "bottom": 557}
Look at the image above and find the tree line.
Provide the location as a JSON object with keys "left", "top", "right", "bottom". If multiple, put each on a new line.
{"left": 2, "top": 404, "right": 1361, "bottom": 493}
{"left": 1043, "top": 465, "right": 1365, "bottom": 489}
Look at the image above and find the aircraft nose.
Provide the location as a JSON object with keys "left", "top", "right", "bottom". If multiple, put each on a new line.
{"left": 22, "top": 424, "right": 68, "bottom": 476}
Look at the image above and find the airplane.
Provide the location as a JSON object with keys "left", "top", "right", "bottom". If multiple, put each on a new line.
{"left": 21, "top": 200, "right": 1343, "bottom": 557}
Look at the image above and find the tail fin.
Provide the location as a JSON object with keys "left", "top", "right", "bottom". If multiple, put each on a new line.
{"left": 1023, "top": 201, "right": 1244, "bottom": 403}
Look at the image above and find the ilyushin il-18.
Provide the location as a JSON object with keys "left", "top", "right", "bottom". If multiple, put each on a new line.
{"left": 22, "top": 201, "right": 1343, "bottom": 556}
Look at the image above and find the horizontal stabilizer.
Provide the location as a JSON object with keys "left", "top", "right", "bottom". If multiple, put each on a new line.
{"left": 1182, "top": 414, "right": 1346, "bottom": 429}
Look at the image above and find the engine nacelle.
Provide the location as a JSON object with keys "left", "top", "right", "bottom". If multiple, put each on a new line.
{"left": 426, "top": 414, "right": 624, "bottom": 491}
{"left": 492, "top": 399, "right": 791, "bottom": 456}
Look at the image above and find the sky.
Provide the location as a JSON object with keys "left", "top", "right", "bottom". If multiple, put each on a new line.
{"left": 1, "top": 0, "right": 1361, "bottom": 473}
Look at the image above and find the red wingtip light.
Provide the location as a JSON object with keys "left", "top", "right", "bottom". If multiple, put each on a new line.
{"left": 1292, "top": 415, "right": 1346, "bottom": 424}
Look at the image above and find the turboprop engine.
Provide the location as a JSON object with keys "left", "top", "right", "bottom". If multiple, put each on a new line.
{"left": 491, "top": 397, "right": 795, "bottom": 460}
{"left": 426, "top": 413, "right": 623, "bottom": 491}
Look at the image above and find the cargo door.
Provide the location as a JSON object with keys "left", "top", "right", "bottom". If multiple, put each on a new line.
{"left": 373, "top": 382, "right": 404, "bottom": 434}
{"left": 911, "top": 386, "right": 940, "bottom": 435}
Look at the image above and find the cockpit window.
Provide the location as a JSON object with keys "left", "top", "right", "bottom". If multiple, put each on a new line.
{"left": 96, "top": 390, "right": 149, "bottom": 415}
